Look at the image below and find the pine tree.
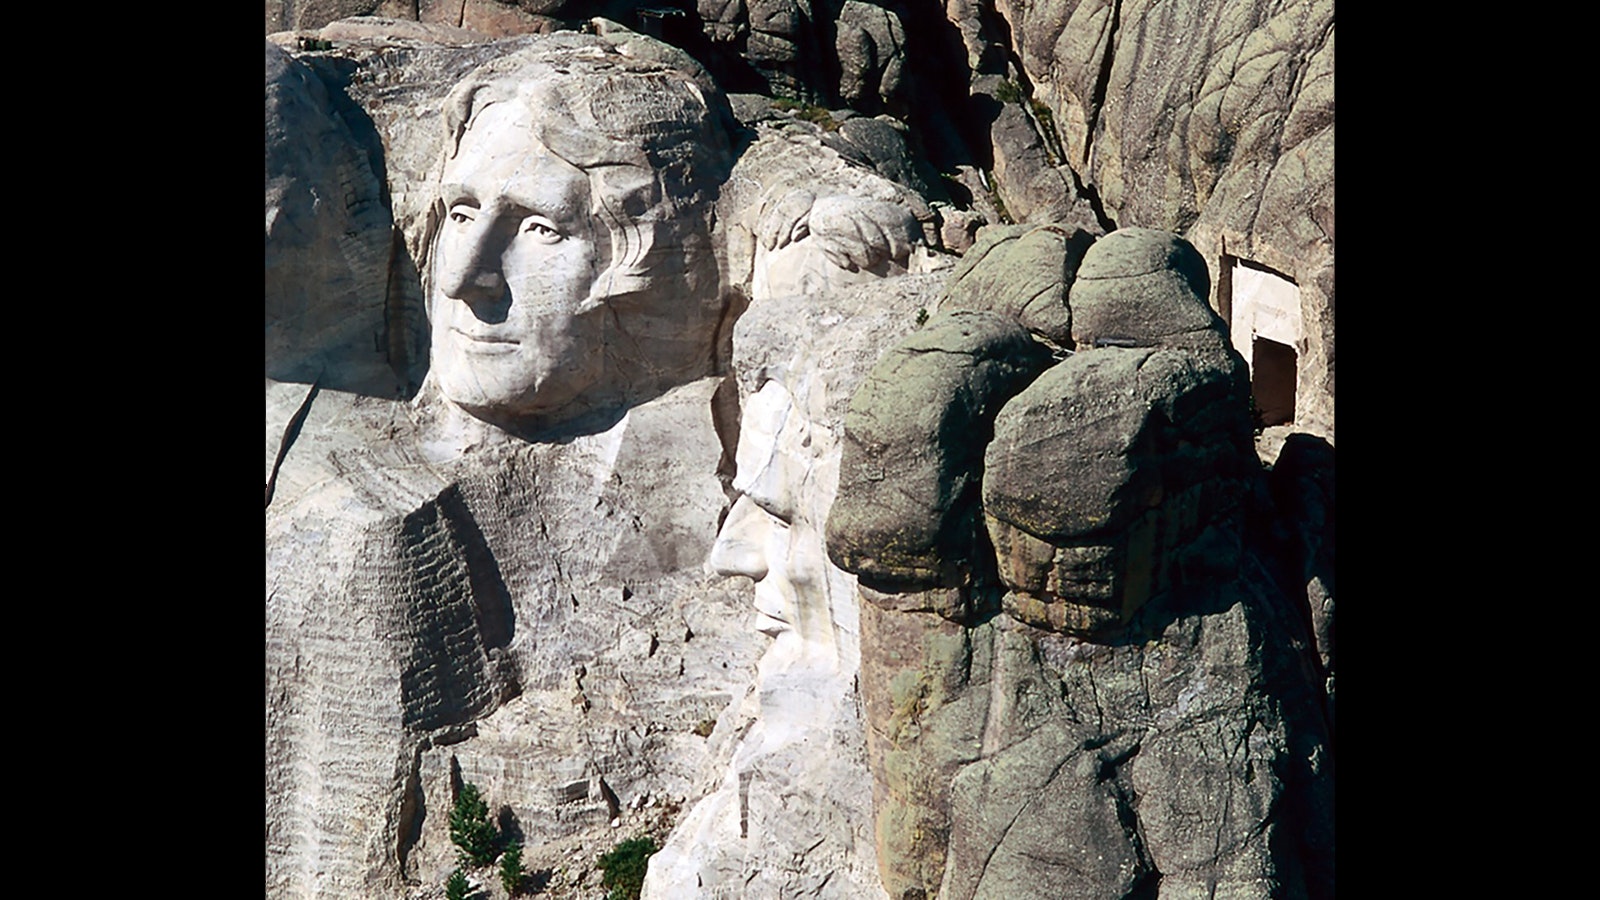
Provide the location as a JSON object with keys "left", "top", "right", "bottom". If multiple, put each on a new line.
{"left": 449, "top": 781, "right": 499, "bottom": 867}
{"left": 444, "top": 868, "right": 471, "bottom": 900}
{"left": 499, "top": 841, "right": 525, "bottom": 895}
{"left": 598, "top": 837, "right": 658, "bottom": 900}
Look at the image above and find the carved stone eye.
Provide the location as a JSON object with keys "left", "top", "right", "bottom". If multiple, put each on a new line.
{"left": 523, "top": 217, "right": 562, "bottom": 242}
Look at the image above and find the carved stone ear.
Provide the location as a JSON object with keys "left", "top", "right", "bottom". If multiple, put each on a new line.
{"left": 584, "top": 212, "right": 660, "bottom": 309}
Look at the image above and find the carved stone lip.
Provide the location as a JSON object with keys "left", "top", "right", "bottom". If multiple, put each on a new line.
{"left": 452, "top": 327, "right": 520, "bottom": 349}
{"left": 753, "top": 609, "right": 791, "bottom": 637}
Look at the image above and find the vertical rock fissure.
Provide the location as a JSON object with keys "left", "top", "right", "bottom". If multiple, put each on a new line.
{"left": 1078, "top": 0, "right": 1123, "bottom": 232}
{"left": 394, "top": 739, "right": 426, "bottom": 883}
{"left": 1087, "top": 0, "right": 1122, "bottom": 156}
{"left": 382, "top": 225, "right": 411, "bottom": 396}
{"left": 266, "top": 375, "right": 321, "bottom": 509}
{"left": 1086, "top": 658, "right": 1106, "bottom": 732}
{"left": 1102, "top": 740, "right": 1157, "bottom": 899}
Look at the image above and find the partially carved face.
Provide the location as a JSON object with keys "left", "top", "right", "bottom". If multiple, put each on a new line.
{"left": 710, "top": 382, "right": 839, "bottom": 669}
{"left": 430, "top": 102, "right": 609, "bottom": 423}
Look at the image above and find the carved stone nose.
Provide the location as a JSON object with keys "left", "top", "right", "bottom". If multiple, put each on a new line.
{"left": 440, "top": 219, "right": 509, "bottom": 307}
{"left": 709, "top": 494, "right": 770, "bottom": 581}
{"left": 445, "top": 264, "right": 505, "bottom": 307}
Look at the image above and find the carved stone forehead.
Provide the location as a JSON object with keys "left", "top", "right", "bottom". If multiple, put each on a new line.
{"left": 446, "top": 42, "right": 714, "bottom": 176}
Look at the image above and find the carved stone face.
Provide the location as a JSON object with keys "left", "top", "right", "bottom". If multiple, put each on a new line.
{"left": 430, "top": 101, "right": 608, "bottom": 423}
{"left": 710, "top": 382, "right": 837, "bottom": 666}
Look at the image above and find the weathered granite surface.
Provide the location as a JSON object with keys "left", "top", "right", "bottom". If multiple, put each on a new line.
{"left": 825, "top": 310, "right": 1053, "bottom": 592}
{"left": 642, "top": 274, "right": 945, "bottom": 900}
{"left": 939, "top": 222, "right": 1095, "bottom": 347}
{"left": 266, "top": 41, "right": 408, "bottom": 398}
{"left": 266, "top": 36, "right": 762, "bottom": 899}
{"left": 266, "top": 27, "right": 953, "bottom": 900}
{"left": 265, "top": 11, "right": 1333, "bottom": 899}
{"left": 981, "top": 0, "right": 1337, "bottom": 435}
{"left": 826, "top": 226, "right": 1331, "bottom": 899}
{"left": 857, "top": 569, "right": 1332, "bottom": 900}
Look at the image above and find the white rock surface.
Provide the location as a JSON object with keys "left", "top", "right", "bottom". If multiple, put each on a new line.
{"left": 267, "top": 375, "right": 762, "bottom": 898}
{"left": 266, "top": 37, "right": 757, "bottom": 899}
{"left": 642, "top": 274, "right": 945, "bottom": 900}
{"left": 719, "top": 118, "right": 949, "bottom": 304}
{"left": 266, "top": 28, "right": 953, "bottom": 900}
{"left": 265, "top": 41, "right": 403, "bottom": 398}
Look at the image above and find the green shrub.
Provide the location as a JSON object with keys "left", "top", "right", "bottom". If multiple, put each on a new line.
{"left": 772, "top": 97, "right": 839, "bottom": 131}
{"left": 597, "top": 837, "right": 659, "bottom": 900}
{"left": 449, "top": 781, "right": 499, "bottom": 867}
{"left": 445, "top": 868, "right": 472, "bottom": 900}
{"left": 500, "top": 841, "right": 526, "bottom": 895}
{"left": 1031, "top": 99, "right": 1062, "bottom": 165}
{"left": 985, "top": 176, "right": 1014, "bottom": 225}
{"left": 993, "top": 79, "right": 1023, "bottom": 104}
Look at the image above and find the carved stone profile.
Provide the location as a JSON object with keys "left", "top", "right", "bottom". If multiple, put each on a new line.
{"left": 640, "top": 274, "right": 942, "bottom": 900}
{"left": 710, "top": 380, "right": 849, "bottom": 672}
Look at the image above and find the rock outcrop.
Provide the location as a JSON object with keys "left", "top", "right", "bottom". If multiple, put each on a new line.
{"left": 826, "top": 226, "right": 1332, "bottom": 899}
{"left": 265, "top": 11, "right": 1333, "bottom": 899}
{"left": 978, "top": 0, "right": 1337, "bottom": 435}
{"left": 265, "top": 41, "right": 408, "bottom": 398}
{"left": 265, "top": 36, "right": 763, "bottom": 899}
{"left": 939, "top": 222, "right": 1095, "bottom": 346}
{"left": 825, "top": 311, "right": 1053, "bottom": 592}
{"left": 856, "top": 573, "right": 1332, "bottom": 900}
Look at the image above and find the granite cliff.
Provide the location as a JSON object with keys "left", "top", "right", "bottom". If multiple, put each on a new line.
{"left": 266, "top": 5, "right": 1332, "bottom": 898}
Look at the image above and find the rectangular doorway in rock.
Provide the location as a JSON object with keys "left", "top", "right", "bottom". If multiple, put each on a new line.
{"left": 1222, "top": 254, "right": 1301, "bottom": 427}
{"left": 1252, "top": 335, "right": 1297, "bottom": 425}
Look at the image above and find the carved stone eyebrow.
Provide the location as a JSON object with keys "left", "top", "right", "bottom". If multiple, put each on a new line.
{"left": 739, "top": 477, "right": 795, "bottom": 527}
{"left": 438, "top": 183, "right": 477, "bottom": 207}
